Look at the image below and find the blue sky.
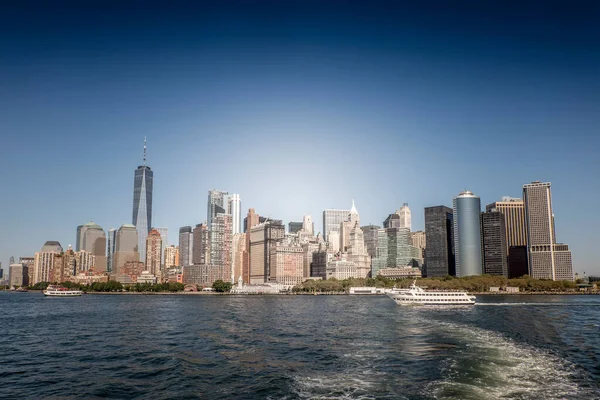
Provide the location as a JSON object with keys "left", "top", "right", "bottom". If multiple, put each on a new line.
{"left": 1, "top": 1, "right": 599, "bottom": 274}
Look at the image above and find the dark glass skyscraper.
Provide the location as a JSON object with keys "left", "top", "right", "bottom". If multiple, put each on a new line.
{"left": 424, "top": 206, "right": 455, "bottom": 277}
{"left": 133, "top": 138, "right": 153, "bottom": 263}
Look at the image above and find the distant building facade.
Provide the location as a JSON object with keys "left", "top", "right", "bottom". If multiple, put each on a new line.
{"left": 112, "top": 224, "right": 139, "bottom": 278}
{"left": 424, "top": 206, "right": 455, "bottom": 277}
{"left": 132, "top": 139, "right": 153, "bottom": 264}
{"left": 207, "top": 189, "right": 228, "bottom": 228}
{"left": 481, "top": 209, "right": 508, "bottom": 276}
{"left": 250, "top": 221, "right": 285, "bottom": 283}
{"left": 303, "top": 215, "right": 314, "bottom": 235}
{"left": 397, "top": 203, "right": 412, "bottom": 231}
{"left": 178, "top": 226, "right": 193, "bottom": 267}
{"left": 209, "top": 213, "right": 233, "bottom": 283}
{"left": 322, "top": 207, "right": 351, "bottom": 242}
{"left": 453, "top": 190, "right": 483, "bottom": 277}
{"left": 270, "top": 237, "right": 304, "bottom": 285}
{"left": 228, "top": 194, "right": 242, "bottom": 235}
{"left": 145, "top": 229, "right": 163, "bottom": 277}
{"left": 288, "top": 222, "right": 303, "bottom": 234}
{"left": 486, "top": 197, "right": 527, "bottom": 253}
{"left": 164, "top": 245, "right": 180, "bottom": 269}
{"left": 9, "top": 263, "right": 29, "bottom": 287}
{"left": 107, "top": 228, "right": 116, "bottom": 273}
{"left": 192, "top": 223, "right": 209, "bottom": 265}
{"left": 523, "top": 181, "right": 573, "bottom": 281}
{"left": 508, "top": 246, "right": 529, "bottom": 278}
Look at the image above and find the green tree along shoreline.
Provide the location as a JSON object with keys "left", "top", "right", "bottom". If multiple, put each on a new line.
{"left": 292, "top": 275, "right": 581, "bottom": 294}
{"left": 24, "top": 281, "right": 184, "bottom": 293}
{"left": 4, "top": 275, "right": 586, "bottom": 294}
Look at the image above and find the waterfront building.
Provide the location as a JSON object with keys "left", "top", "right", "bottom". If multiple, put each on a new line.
{"left": 397, "top": 203, "right": 412, "bottom": 231}
{"left": 377, "top": 267, "right": 421, "bottom": 279}
{"left": 326, "top": 258, "right": 360, "bottom": 280}
{"left": 270, "top": 236, "right": 304, "bottom": 286}
{"left": 249, "top": 221, "right": 285, "bottom": 283}
{"left": 9, "top": 263, "right": 29, "bottom": 288}
{"left": 523, "top": 181, "right": 573, "bottom": 281}
{"left": 112, "top": 224, "right": 139, "bottom": 279}
{"left": 207, "top": 189, "right": 228, "bottom": 228}
{"left": 481, "top": 209, "right": 508, "bottom": 276}
{"left": 137, "top": 270, "right": 157, "bottom": 284}
{"left": 79, "top": 221, "right": 107, "bottom": 272}
{"left": 58, "top": 248, "right": 78, "bottom": 282}
{"left": 132, "top": 138, "right": 153, "bottom": 263}
{"left": 303, "top": 215, "right": 314, "bottom": 235}
{"left": 209, "top": 213, "right": 233, "bottom": 283}
{"left": 117, "top": 261, "right": 145, "bottom": 284}
{"left": 424, "top": 206, "right": 455, "bottom": 277}
{"left": 107, "top": 228, "right": 116, "bottom": 273}
{"left": 164, "top": 245, "right": 180, "bottom": 269}
{"left": 383, "top": 213, "right": 401, "bottom": 229}
{"left": 453, "top": 190, "right": 483, "bottom": 277}
{"left": 232, "top": 233, "right": 247, "bottom": 283}
{"left": 228, "top": 194, "right": 242, "bottom": 235}
{"left": 182, "top": 264, "right": 221, "bottom": 286}
{"left": 192, "top": 223, "right": 209, "bottom": 265}
{"left": 145, "top": 229, "right": 163, "bottom": 277}
{"left": 178, "top": 226, "right": 193, "bottom": 267}
{"left": 322, "top": 206, "right": 351, "bottom": 242}
{"left": 486, "top": 197, "right": 527, "bottom": 253}
{"left": 288, "top": 222, "right": 303, "bottom": 234}
{"left": 508, "top": 246, "right": 529, "bottom": 278}
{"left": 361, "top": 225, "right": 381, "bottom": 259}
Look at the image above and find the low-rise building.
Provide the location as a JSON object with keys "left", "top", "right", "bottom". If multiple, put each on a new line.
{"left": 377, "top": 267, "right": 422, "bottom": 279}
{"left": 137, "top": 270, "right": 157, "bottom": 284}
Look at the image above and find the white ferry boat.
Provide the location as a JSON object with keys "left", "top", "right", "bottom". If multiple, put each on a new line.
{"left": 387, "top": 281, "right": 475, "bottom": 305}
{"left": 43, "top": 285, "right": 83, "bottom": 297}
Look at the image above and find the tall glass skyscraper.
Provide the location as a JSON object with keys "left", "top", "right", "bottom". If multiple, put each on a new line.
{"left": 207, "top": 189, "right": 228, "bottom": 229}
{"left": 453, "top": 190, "right": 483, "bottom": 277}
{"left": 228, "top": 194, "right": 242, "bottom": 234}
{"left": 133, "top": 138, "right": 153, "bottom": 263}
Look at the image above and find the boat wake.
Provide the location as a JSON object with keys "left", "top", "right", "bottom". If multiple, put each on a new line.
{"left": 420, "top": 317, "right": 598, "bottom": 399}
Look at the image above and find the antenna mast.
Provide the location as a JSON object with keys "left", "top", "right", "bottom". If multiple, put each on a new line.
{"left": 143, "top": 136, "right": 147, "bottom": 166}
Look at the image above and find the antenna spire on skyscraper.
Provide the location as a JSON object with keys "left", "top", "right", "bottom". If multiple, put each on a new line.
{"left": 143, "top": 136, "right": 147, "bottom": 166}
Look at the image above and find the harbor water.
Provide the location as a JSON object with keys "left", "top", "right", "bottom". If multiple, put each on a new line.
{"left": 1, "top": 293, "right": 599, "bottom": 399}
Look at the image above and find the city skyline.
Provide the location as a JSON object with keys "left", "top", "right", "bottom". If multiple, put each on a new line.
{"left": 1, "top": 2, "right": 598, "bottom": 274}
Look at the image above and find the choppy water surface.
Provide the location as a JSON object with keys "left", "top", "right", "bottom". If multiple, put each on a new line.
{"left": 1, "top": 293, "right": 599, "bottom": 399}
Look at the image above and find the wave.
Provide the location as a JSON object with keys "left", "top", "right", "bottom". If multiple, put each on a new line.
{"left": 420, "top": 317, "right": 598, "bottom": 399}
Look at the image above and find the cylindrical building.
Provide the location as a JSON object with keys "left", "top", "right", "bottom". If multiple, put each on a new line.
{"left": 453, "top": 190, "right": 483, "bottom": 277}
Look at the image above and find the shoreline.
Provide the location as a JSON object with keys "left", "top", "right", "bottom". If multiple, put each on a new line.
{"left": 7, "top": 290, "right": 598, "bottom": 296}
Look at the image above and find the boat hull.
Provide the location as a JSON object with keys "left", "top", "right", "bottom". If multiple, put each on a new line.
{"left": 387, "top": 293, "right": 476, "bottom": 306}
{"left": 43, "top": 291, "right": 83, "bottom": 297}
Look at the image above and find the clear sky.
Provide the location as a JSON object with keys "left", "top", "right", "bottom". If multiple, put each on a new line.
{"left": 1, "top": 1, "right": 598, "bottom": 274}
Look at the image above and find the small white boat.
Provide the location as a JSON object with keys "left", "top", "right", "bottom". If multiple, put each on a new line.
{"left": 387, "top": 280, "right": 475, "bottom": 306}
{"left": 43, "top": 285, "right": 83, "bottom": 297}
